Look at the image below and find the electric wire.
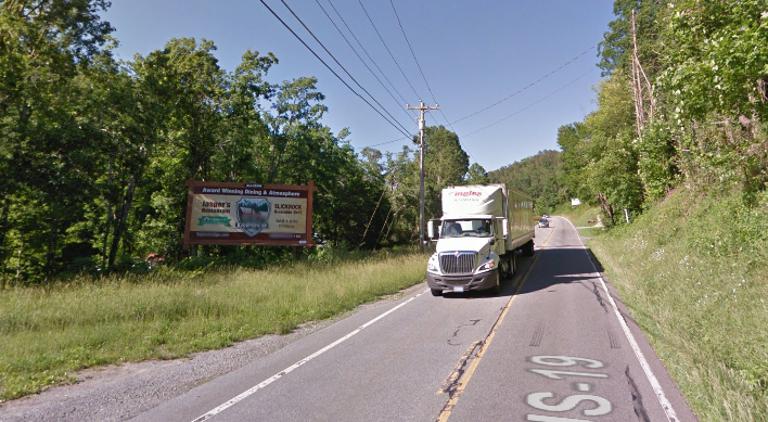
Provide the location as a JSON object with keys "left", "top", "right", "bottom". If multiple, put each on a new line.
{"left": 450, "top": 46, "right": 596, "bottom": 126}
{"left": 258, "top": 0, "right": 412, "bottom": 139}
{"left": 462, "top": 70, "right": 592, "bottom": 139}
{"left": 278, "top": 0, "right": 411, "bottom": 136}
{"left": 365, "top": 68, "right": 593, "bottom": 149}
{"left": 357, "top": 0, "right": 422, "bottom": 100}
{"left": 314, "top": 0, "right": 414, "bottom": 123}
{"left": 366, "top": 135, "right": 410, "bottom": 148}
{"left": 326, "top": 0, "right": 409, "bottom": 106}
{"left": 388, "top": 0, "right": 456, "bottom": 132}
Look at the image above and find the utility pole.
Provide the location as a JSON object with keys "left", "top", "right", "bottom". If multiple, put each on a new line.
{"left": 406, "top": 100, "right": 439, "bottom": 249}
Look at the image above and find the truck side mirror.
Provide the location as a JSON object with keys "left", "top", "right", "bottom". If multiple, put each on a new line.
{"left": 427, "top": 219, "right": 438, "bottom": 240}
{"left": 502, "top": 218, "right": 509, "bottom": 239}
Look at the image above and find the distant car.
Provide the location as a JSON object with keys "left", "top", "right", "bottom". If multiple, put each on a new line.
{"left": 538, "top": 217, "right": 549, "bottom": 228}
{"left": 542, "top": 214, "right": 549, "bottom": 218}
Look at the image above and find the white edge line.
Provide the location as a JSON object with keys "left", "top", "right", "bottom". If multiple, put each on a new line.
{"left": 561, "top": 216, "right": 679, "bottom": 422}
{"left": 191, "top": 288, "right": 428, "bottom": 422}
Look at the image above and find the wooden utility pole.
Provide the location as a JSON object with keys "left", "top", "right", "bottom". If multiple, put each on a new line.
{"left": 407, "top": 100, "right": 439, "bottom": 249}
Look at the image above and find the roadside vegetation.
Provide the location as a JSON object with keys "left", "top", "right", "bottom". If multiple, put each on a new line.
{"left": 541, "top": 1, "right": 768, "bottom": 419}
{"left": 0, "top": 251, "right": 427, "bottom": 401}
{"left": 551, "top": 204, "right": 601, "bottom": 228}
{"left": 568, "top": 189, "right": 768, "bottom": 421}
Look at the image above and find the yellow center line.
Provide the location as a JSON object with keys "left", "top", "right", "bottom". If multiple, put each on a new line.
{"left": 436, "top": 231, "right": 553, "bottom": 421}
{"left": 540, "top": 224, "right": 556, "bottom": 248}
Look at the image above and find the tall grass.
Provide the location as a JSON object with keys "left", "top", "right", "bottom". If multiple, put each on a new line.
{"left": 0, "top": 253, "right": 427, "bottom": 401}
{"left": 579, "top": 188, "right": 768, "bottom": 421}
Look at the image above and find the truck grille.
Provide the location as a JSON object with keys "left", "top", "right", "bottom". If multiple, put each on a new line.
{"left": 439, "top": 252, "right": 477, "bottom": 274}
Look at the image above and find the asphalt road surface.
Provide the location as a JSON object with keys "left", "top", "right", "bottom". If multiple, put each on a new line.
{"left": 126, "top": 216, "right": 695, "bottom": 422}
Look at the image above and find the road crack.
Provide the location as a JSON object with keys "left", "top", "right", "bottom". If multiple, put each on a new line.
{"left": 625, "top": 365, "right": 651, "bottom": 422}
{"left": 438, "top": 340, "right": 483, "bottom": 396}
{"left": 447, "top": 319, "right": 481, "bottom": 346}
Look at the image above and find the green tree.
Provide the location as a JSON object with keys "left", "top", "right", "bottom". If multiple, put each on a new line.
{"left": 489, "top": 150, "right": 565, "bottom": 213}
{"left": 213, "top": 50, "right": 277, "bottom": 182}
{"left": 131, "top": 38, "right": 226, "bottom": 258}
{"left": 424, "top": 126, "right": 469, "bottom": 219}
{"left": 0, "top": 0, "right": 114, "bottom": 281}
{"left": 465, "top": 163, "right": 490, "bottom": 184}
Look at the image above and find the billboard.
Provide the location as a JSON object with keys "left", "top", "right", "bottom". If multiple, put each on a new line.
{"left": 184, "top": 180, "right": 316, "bottom": 247}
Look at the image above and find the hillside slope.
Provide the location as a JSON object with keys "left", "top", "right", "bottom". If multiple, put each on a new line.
{"left": 576, "top": 188, "right": 768, "bottom": 421}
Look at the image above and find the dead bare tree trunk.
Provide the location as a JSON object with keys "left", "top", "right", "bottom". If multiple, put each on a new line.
{"left": 630, "top": 9, "right": 645, "bottom": 137}
{"left": 0, "top": 199, "right": 8, "bottom": 289}
{"left": 360, "top": 188, "right": 387, "bottom": 247}
{"left": 630, "top": 9, "right": 656, "bottom": 137}
{"left": 375, "top": 208, "right": 393, "bottom": 247}
{"left": 107, "top": 178, "right": 136, "bottom": 270}
{"left": 597, "top": 192, "right": 615, "bottom": 226}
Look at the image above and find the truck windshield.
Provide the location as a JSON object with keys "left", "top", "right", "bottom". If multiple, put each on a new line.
{"left": 440, "top": 219, "right": 492, "bottom": 238}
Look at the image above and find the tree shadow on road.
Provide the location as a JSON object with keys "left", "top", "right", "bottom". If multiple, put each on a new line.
{"left": 515, "top": 246, "right": 606, "bottom": 296}
{"left": 436, "top": 246, "right": 607, "bottom": 299}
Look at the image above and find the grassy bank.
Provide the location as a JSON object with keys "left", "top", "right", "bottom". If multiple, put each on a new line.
{"left": 572, "top": 189, "right": 768, "bottom": 421}
{"left": 552, "top": 203, "right": 601, "bottom": 228}
{"left": 0, "top": 252, "right": 427, "bottom": 401}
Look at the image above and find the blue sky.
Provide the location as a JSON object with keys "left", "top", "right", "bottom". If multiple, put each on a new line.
{"left": 103, "top": 0, "right": 615, "bottom": 172}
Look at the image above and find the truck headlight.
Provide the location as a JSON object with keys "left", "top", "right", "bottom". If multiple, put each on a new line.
{"left": 427, "top": 255, "right": 440, "bottom": 272}
{"left": 477, "top": 259, "right": 496, "bottom": 272}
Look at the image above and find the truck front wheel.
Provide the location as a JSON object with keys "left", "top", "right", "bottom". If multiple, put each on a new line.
{"left": 499, "top": 258, "right": 511, "bottom": 280}
{"left": 431, "top": 288, "right": 442, "bottom": 296}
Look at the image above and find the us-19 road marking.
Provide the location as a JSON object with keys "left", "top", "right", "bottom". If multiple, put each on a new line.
{"left": 525, "top": 355, "right": 612, "bottom": 422}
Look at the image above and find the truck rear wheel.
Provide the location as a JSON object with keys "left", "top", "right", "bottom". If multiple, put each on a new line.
{"left": 523, "top": 240, "right": 535, "bottom": 256}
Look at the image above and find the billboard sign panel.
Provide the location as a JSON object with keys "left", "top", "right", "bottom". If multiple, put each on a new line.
{"left": 184, "top": 180, "right": 316, "bottom": 247}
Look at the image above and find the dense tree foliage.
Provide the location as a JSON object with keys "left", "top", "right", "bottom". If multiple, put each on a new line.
{"left": 0, "top": 1, "right": 484, "bottom": 283}
{"left": 559, "top": 0, "right": 768, "bottom": 223}
{"left": 489, "top": 150, "right": 565, "bottom": 213}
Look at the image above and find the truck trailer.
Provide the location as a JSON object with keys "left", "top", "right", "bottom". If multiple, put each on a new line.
{"left": 426, "top": 184, "right": 535, "bottom": 296}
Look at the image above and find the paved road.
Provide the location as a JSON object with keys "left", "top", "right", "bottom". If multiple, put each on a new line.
{"left": 133, "top": 216, "right": 696, "bottom": 422}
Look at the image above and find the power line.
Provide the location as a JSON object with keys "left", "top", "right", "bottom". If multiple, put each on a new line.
{"left": 278, "top": 0, "right": 411, "bottom": 136}
{"left": 462, "top": 70, "right": 592, "bottom": 139}
{"left": 450, "top": 46, "right": 596, "bottom": 126}
{"left": 388, "top": 0, "right": 456, "bottom": 132}
{"left": 258, "top": 0, "right": 411, "bottom": 139}
{"left": 344, "top": 1, "right": 464, "bottom": 164}
{"left": 313, "top": 0, "right": 414, "bottom": 124}
{"left": 357, "top": 0, "right": 422, "bottom": 100}
{"left": 366, "top": 136, "right": 410, "bottom": 148}
{"left": 364, "top": 66, "right": 594, "bottom": 156}
{"left": 326, "top": 0, "right": 410, "bottom": 107}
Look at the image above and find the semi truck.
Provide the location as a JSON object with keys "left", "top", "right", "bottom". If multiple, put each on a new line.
{"left": 426, "top": 184, "right": 535, "bottom": 296}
